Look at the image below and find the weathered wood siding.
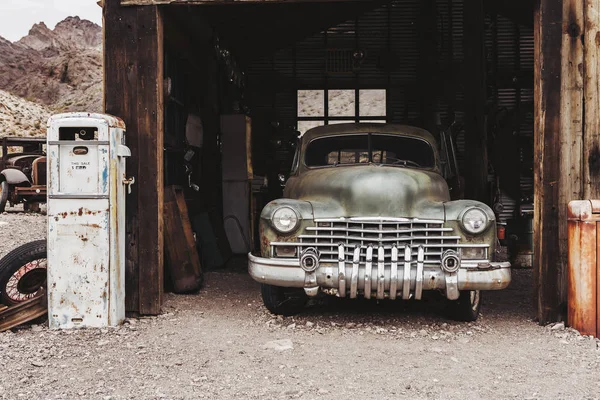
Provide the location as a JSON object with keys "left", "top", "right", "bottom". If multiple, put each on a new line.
{"left": 534, "top": 0, "right": 600, "bottom": 324}
{"left": 104, "top": 1, "right": 164, "bottom": 315}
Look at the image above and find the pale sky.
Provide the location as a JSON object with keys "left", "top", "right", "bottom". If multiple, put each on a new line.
{"left": 0, "top": 0, "right": 102, "bottom": 42}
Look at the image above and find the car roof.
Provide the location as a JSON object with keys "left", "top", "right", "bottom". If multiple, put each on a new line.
{"left": 301, "top": 123, "right": 437, "bottom": 145}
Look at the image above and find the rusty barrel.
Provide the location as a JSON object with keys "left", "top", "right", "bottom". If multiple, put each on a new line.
{"left": 567, "top": 200, "right": 600, "bottom": 337}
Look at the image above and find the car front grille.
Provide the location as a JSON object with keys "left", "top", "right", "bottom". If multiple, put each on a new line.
{"left": 275, "top": 217, "right": 461, "bottom": 266}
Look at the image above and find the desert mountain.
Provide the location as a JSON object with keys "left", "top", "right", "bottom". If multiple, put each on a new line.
{"left": 0, "top": 16, "right": 103, "bottom": 137}
{"left": 0, "top": 90, "right": 50, "bottom": 137}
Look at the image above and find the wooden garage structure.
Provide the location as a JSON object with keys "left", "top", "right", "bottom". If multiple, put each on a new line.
{"left": 102, "top": 0, "right": 599, "bottom": 324}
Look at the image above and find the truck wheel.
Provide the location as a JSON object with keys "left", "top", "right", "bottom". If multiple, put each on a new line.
{"left": 0, "top": 180, "right": 9, "bottom": 213}
{"left": 260, "top": 284, "right": 307, "bottom": 316}
{"left": 0, "top": 240, "right": 47, "bottom": 306}
{"left": 446, "top": 290, "right": 481, "bottom": 322}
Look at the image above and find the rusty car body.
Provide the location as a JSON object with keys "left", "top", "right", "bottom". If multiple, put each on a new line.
{"left": 248, "top": 123, "right": 511, "bottom": 320}
{"left": 0, "top": 137, "right": 47, "bottom": 212}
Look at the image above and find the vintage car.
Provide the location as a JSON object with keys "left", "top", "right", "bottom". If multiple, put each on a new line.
{"left": 0, "top": 137, "right": 47, "bottom": 212}
{"left": 248, "top": 123, "right": 511, "bottom": 321}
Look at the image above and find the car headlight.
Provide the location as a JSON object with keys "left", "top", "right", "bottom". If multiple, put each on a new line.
{"left": 461, "top": 207, "right": 489, "bottom": 234}
{"left": 272, "top": 206, "right": 300, "bottom": 233}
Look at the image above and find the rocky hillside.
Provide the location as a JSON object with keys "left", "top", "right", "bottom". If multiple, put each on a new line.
{"left": 0, "top": 90, "right": 50, "bottom": 137}
{"left": 0, "top": 17, "right": 103, "bottom": 137}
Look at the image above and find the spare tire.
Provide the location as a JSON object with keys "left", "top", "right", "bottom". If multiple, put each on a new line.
{"left": 0, "top": 240, "right": 47, "bottom": 306}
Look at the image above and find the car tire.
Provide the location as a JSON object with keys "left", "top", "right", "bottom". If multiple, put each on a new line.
{"left": 446, "top": 290, "right": 481, "bottom": 322}
{"left": 260, "top": 284, "right": 308, "bottom": 316}
{"left": 0, "top": 180, "right": 9, "bottom": 213}
{"left": 0, "top": 240, "right": 47, "bottom": 306}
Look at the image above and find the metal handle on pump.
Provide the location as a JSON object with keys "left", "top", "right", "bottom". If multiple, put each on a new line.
{"left": 123, "top": 177, "right": 135, "bottom": 194}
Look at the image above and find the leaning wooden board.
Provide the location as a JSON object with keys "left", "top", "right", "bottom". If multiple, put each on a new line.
{"left": 164, "top": 186, "right": 203, "bottom": 293}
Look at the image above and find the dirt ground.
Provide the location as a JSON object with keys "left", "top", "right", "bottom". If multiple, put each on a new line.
{"left": 1, "top": 207, "right": 600, "bottom": 399}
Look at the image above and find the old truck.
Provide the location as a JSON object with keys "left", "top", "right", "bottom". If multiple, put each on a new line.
{"left": 0, "top": 137, "right": 47, "bottom": 212}
{"left": 249, "top": 123, "right": 511, "bottom": 321}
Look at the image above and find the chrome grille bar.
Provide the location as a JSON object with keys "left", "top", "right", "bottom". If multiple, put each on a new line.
{"left": 377, "top": 246, "right": 385, "bottom": 300}
{"left": 270, "top": 218, "right": 486, "bottom": 269}
{"left": 403, "top": 246, "right": 411, "bottom": 300}
{"left": 297, "top": 234, "right": 460, "bottom": 242}
{"left": 365, "top": 246, "right": 373, "bottom": 299}
{"left": 314, "top": 217, "right": 446, "bottom": 224}
{"left": 305, "top": 227, "right": 453, "bottom": 234}
{"left": 338, "top": 244, "right": 346, "bottom": 298}
{"left": 350, "top": 247, "right": 360, "bottom": 298}
{"left": 415, "top": 246, "right": 424, "bottom": 300}
{"left": 390, "top": 246, "right": 398, "bottom": 300}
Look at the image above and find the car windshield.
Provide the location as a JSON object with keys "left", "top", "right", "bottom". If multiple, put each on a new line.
{"left": 304, "top": 133, "right": 435, "bottom": 168}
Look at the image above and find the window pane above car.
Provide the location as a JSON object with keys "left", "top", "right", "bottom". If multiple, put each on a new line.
{"left": 305, "top": 134, "right": 435, "bottom": 168}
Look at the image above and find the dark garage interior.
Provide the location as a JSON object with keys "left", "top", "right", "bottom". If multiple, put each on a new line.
{"left": 104, "top": 0, "right": 587, "bottom": 325}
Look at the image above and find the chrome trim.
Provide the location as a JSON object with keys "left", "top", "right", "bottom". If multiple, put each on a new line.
{"left": 445, "top": 272, "right": 459, "bottom": 300}
{"left": 390, "top": 246, "right": 398, "bottom": 300}
{"left": 306, "top": 227, "right": 454, "bottom": 234}
{"left": 415, "top": 246, "right": 424, "bottom": 300}
{"left": 270, "top": 241, "right": 489, "bottom": 249}
{"left": 350, "top": 247, "right": 360, "bottom": 298}
{"left": 248, "top": 253, "right": 511, "bottom": 295}
{"left": 314, "top": 217, "right": 445, "bottom": 224}
{"left": 365, "top": 246, "right": 373, "bottom": 299}
{"left": 338, "top": 244, "right": 346, "bottom": 298}
{"left": 403, "top": 247, "right": 411, "bottom": 300}
{"left": 377, "top": 246, "right": 385, "bottom": 300}
{"left": 297, "top": 234, "right": 461, "bottom": 242}
{"left": 441, "top": 249, "right": 461, "bottom": 273}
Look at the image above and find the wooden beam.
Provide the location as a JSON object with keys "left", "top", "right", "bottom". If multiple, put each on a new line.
{"left": 121, "top": 0, "right": 365, "bottom": 5}
{"left": 463, "top": 0, "right": 488, "bottom": 203}
{"left": 534, "top": 0, "right": 585, "bottom": 324}
{"left": 104, "top": 1, "right": 164, "bottom": 315}
{"left": 583, "top": 0, "right": 600, "bottom": 200}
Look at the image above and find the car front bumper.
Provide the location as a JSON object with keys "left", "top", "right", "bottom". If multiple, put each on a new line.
{"left": 248, "top": 253, "right": 511, "bottom": 301}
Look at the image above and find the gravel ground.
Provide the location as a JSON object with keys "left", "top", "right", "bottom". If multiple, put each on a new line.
{"left": 0, "top": 205, "right": 46, "bottom": 259}
{"left": 1, "top": 209, "right": 600, "bottom": 399}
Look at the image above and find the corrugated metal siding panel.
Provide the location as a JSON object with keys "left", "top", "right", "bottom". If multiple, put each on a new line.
{"left": 388, "top": 0, "right": 420, "bottom": 124}
{"left": 244, "top": 0, "right": 533, "bottom": 207}
{"left": 357, "top": 7, "right": 388, "bottom": 87}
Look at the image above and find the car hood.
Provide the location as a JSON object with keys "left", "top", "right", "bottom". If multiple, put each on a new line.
{"left": 284, "top": 164, "right": 449, "bottom": 220}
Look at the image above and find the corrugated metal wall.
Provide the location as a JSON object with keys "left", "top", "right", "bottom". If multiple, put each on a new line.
{"left": 245, "top": 0, "right": 533, "bottom": 217}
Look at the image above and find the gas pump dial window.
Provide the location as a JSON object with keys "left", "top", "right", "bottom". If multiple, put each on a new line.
{"left": 58, "top": 127, "right": 98, "bottom": 141}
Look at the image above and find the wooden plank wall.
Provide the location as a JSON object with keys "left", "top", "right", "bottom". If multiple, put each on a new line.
{"left": 104, "top": 0, "right": 165, "bottom": 315}
{"left": 534, "top": 0, "right": 600, "bottom": 324}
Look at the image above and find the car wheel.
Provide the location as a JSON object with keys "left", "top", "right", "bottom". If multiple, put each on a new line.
{"left": 0, "top": 240, "right": 47, "bottom": 306}
{"left": 0, "top": 180, "right": 9, "bottom": 213}
{"left": 260, "top": 284, "right": 308, "bottom": 316}
{"left": 446, "top": 290, "right": 481, "bottom": 322}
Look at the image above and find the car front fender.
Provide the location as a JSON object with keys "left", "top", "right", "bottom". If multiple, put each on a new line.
{"left": 1, "top": 169, "right": 30, "bottom": 185}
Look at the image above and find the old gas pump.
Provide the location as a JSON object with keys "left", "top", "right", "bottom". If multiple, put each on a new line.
{"left": 46, "top": 113, "right": 133, "bottom": 329}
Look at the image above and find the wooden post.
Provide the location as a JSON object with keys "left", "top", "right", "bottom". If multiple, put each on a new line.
{"left": 583, "top": 1, "right": 600, "bottom": 200}
{"left": 534, "top": 0, "right": 587, "bottom": 324}
{"left": 463, "top": 0, "right": 488, "bottom": 203}
{"left": 103, "top": 1, "right": 164, "bottom": 315}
